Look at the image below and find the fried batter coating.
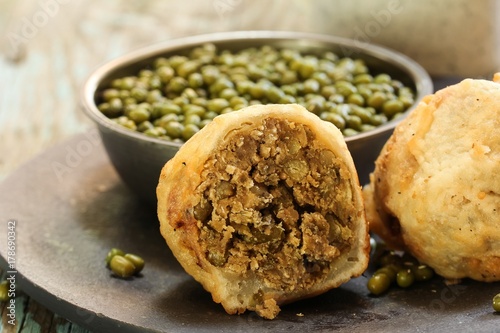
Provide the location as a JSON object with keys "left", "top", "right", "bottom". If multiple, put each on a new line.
{"left": 157, "top": 104, "right": 369, "bottom": 318}
{"left": 364, "top": 75, "right": 500, "bottom": 282}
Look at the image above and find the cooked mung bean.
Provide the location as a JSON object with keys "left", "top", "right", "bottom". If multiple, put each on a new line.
{"left": 97, "top": 44, "right": 415, "bottom": 141}
{"left": 106, "top": 248, "right": 145, "bottom": 279}
{"left": 0, "top": 280, "right": 9, "bottom": 302}
{"left": 493, "top": 293, "right": 500, "bottom": 312}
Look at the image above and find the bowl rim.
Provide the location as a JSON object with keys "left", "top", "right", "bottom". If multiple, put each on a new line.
{"left": 80, "top": 30, "right": 433, "bottom": 146}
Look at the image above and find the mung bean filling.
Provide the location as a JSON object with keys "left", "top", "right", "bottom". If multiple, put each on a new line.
{"left": 192, "top": 117, "right": 357, "bottom": 292}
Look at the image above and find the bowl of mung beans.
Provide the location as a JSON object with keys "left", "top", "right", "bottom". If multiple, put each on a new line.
{"left": 81, "top": 31, "right": 433, "bottom": 205}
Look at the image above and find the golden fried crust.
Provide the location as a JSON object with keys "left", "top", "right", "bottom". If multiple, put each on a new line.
{"left": 157, "top": 104, "right": 370, "bottom": 318}
{"left": 364, "top": 76, "right": 500, "bottom": 282}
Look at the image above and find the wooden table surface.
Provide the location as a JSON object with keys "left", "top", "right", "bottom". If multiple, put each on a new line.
{"left": 0, "top": 0, "right": 494, "bottom": 332}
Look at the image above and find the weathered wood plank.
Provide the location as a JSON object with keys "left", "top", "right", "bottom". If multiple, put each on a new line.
{"left": 19, "top": 297, "right": 56, "bottom": 333}
{"left": 48, "top": 315, "right": 71, "bottom": 333}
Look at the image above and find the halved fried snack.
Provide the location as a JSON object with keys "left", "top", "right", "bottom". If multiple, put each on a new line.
{"left": 157, "top": 104, "right": 369, "bottom": 319}
{"left": 364, "top": 74, "right": 500, "bottom": 282}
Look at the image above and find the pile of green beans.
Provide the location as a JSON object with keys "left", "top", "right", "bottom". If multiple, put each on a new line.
{"left": 367, "top": 248, "right": 435, "bottom": 295}
{"left": 96, "top": 43, "right": 415, "bottom": 141}
{"left": 105, "top": 248, "right": 145, "bottom": 279}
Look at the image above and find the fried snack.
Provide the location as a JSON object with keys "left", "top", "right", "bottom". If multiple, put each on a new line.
{"left": 364, "top": 74, "right": 500, "bottom": 282}
{"left": 157, "top": 104, "right": 369, "bottom": 319}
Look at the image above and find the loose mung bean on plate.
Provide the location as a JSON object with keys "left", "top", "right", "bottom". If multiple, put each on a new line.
{"left": 96, "top": 43, "right": 415, "bottom": 142}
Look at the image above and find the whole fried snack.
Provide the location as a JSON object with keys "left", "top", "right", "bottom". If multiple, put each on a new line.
{"left": 157, "top": 104, "right": 369, "bottom": 319}
{"left": 364, "top": 74, "right": 500, "bottom": 282}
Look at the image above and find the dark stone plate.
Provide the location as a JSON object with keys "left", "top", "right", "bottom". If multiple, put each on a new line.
{"left": 0, "top": 132, "right": 498, "bottom": 332}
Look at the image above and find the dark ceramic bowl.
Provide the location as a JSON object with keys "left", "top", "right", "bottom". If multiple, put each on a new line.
{"left": 81, "top": 31, "right": 433, "bottom": 206}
